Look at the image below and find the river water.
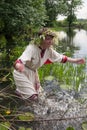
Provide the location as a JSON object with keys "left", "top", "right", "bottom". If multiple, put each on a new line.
{"left": 58, "top": 29, "right": 87, "bottom": 57}
{"left": 58, "top": 29, "right": 87, "bottom": 71}
{"left": 73, "top": 29, "right": 87, "bottom": 57}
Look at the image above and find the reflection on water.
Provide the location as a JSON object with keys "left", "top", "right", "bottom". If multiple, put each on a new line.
{"left": 73, "top": 29, "right": 87, "bottom": 57}
{"left": 58, "top": 28, "right": 87, "bottom": 88}
{"left": 58, "top": 29, "right": 87, "bottom": 58}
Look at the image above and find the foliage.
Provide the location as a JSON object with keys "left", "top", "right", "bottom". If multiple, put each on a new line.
{"left": 0, "top": 122, "right": 11, "bottom": 130}
{"left": 0, "top": 0, "right": 47, "bottom": 36}
{"left": 66, "top": 13, "right": 77, "bottom": 27}
{"left": 18, "top": 112, "right": 34, "bottom": 121}
{"left": 0, "top": 0, "right": 47, "bottom": 68}
{"left": 82, "top": 122, "right": 87, "bottom": 130}
{"left": 64, "top": 0, "right": 82, "bottom": 27}
{"left": 45, "top": 0, "right": 82, "bottom": 27}
{"left": 18, "top": 127, "right": 32, "bottom": 130}
{"left": 45, "top": 0, "right": 66, "bottom": 26}
{"left": 39, "top": 62, "right": 86, "bottom": 91}
{"left": 64, "top": 0, "right": 82, "bottom": 16}
{"left": 66, "top": 126, "right": 75, "bottom": 130}
{"left": 0, "top": 35, "right": 6, "bottom": 50}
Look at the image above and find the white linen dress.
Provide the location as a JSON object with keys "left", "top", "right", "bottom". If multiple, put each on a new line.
{"left": 13, "top": 44, "right": 63, "bottom": 99}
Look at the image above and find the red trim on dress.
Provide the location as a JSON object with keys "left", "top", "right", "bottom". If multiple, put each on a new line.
{"left": 44, "top": 59, "right": 53, "bottom": 64}
{"left": 61, "top": 55, "right": 68, "bottom": 63}
{"left": 39, "top": 46, "right": 46, "bottom": 58}
{"left": 29, "top": 94, "right": 38, "bottom": 100}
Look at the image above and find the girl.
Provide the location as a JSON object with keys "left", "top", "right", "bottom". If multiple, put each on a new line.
{"left": 13, "top": 28, "right": 85, "bottom": 101}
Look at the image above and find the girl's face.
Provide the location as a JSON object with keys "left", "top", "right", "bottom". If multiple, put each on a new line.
{"left": 42, "top": 35, "right": 54, "bottom": 48}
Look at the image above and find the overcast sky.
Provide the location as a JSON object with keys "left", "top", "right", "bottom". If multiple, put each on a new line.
{"left": 58, "top": 0, "right": 87, "bottom": 20}
{"left": 76, "top": 0, "right": 87, "bottom": 19}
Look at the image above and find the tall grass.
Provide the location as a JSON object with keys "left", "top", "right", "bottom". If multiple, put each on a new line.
{"left": 39, "top": 62, "right": 86, "bottom": 91}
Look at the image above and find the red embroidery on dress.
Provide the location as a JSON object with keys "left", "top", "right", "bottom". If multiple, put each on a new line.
{"left": 44, "top": 59, "right": 53, "bottom": 64}
{"left": 61, "top": 55, "right": 68, "bottom": 63}
{"left": 39, "top": 46, "right": 46, "bottom": 58}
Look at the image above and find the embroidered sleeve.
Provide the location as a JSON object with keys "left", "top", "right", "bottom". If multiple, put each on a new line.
{"left": 61, "top": 55, "right": 68, "bottom": 63}
{"left": 45, "top": 48, "right": 68, "bottom": 64}
{"left": 48, "top": 48, "right": 63, "bottom": 63}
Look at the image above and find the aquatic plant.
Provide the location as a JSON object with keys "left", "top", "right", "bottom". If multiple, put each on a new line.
{"left": 39, "top": 62, "right": 86, "bottom": 91}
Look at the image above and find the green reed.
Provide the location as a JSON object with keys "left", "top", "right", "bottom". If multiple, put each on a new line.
{"left": 39, "top": 62, "right": 86, "bottom": 91}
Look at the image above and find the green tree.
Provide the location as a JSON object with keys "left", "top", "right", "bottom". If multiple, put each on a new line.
{"left": 45, "top": 0, "right": 82, "bottom": 28}
{"left": 45, "top": 0, "right": 65, "bottom": 26}
{"left": 0, "top": 0, "right": 46, "bottom": 36}
{"left": 0, "top": 0, "right": 47, "bottom": 66}
{"left": 65, "top": 0, "right": 82, "bottom": 28}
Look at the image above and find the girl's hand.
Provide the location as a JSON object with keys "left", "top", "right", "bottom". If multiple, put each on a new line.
{"left": 15, "top": 63, "right": 25, "bottom": 72}
{"left": 14, "top": 59, "right": 25, "bottom": 72}
{"left": 67, "top": 57, "right": 85, "bottom": 64}
{"left": 75, "top": 58, "right": 85, "bottom": 64}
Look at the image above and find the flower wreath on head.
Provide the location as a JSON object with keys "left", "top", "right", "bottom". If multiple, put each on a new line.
{"left": 39, "top": 28, "right": 56, "bottom": 39}
{"left": 31, "top": 28, "right": 57, "bottom": 46}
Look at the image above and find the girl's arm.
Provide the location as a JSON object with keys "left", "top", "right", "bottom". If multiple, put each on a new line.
{"left": 61, "top": 55, "right": 85, "bottom": 64}
{"left": 67, "top": 57, "right": 85, "bottom": 64}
